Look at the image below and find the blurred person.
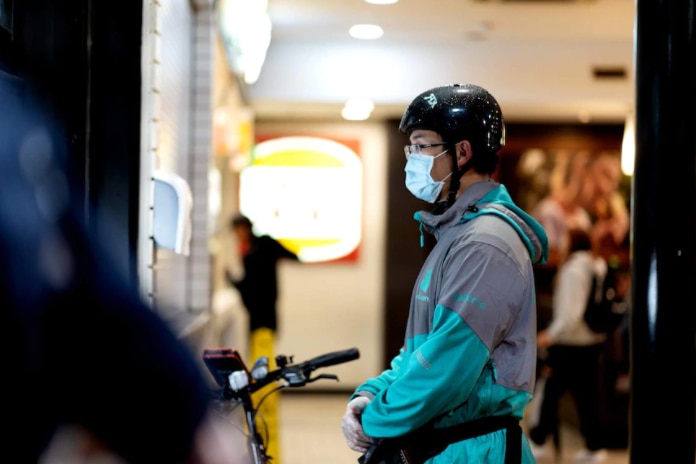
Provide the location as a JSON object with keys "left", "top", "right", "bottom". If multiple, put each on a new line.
{"left": 224, "top": 213, "right": 299, "bottom": 339}
{"left": 532, "top": 151, "right": 594, "bottom": 267}
{"left": 1, "top": 61, "right": 239, "bottom": 464}
{"left": 342, "top": 83, "right": 548, "bottom": 463}
{"left": 582, "top": 153, "right": 629, "bottom": 262}
{"left": 530, "top": 152, "right": 594, "bottom": 335}
{"left": 224, "top": 213, "right": 299, "bottom": 463}
{"left": 528, "top": 228, "right": 609, "bottom": 463}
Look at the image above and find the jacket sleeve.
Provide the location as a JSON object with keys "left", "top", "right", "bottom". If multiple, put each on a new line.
{"left": 360, "top": 312, "right": 490, "bottom": 438}
{"left": 352, "top": 347, "right": 409, "bottom": 400}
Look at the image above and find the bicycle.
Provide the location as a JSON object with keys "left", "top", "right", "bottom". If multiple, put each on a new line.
{"left": 202, "top": 346, "right": 360, "bottom": 464}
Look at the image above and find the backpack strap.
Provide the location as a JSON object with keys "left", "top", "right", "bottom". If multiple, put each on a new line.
{"left": 461, "top": 202, "right": 546, "bottom": 266}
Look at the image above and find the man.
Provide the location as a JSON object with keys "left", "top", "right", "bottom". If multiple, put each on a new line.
{"left": 225, "top": 213, "right": 299, "bottom": 338}
{"left": 342, "top": 83, "right": 548, "bottom": 463}
{"left": 225, "top": 213, "right": 299, "bottom": 463}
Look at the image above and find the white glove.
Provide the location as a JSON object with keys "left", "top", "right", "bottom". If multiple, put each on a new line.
{"left": 341, "top": 396, "right": 376, "bottom": 453}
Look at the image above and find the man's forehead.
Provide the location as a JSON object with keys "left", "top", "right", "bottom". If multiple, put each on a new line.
{"left": 409, "top": 129, "right": 440, "bottom": 140}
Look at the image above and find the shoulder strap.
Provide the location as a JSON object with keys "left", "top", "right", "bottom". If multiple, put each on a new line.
{"left": 461, "top": 202, "right": 545, "bottom": 265}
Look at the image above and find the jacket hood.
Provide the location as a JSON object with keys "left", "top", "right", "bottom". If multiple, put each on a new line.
{"left": 415, "top": 181, "right": 549, "bottom": 265}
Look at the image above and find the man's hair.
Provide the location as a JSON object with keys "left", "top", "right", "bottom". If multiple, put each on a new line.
{"left": 465, "top": 144, "right": 499, "bottom": 174}
{"left": 230, "top": 213, "right": 252, "bottom": 229}
{"left": 568, "top": 227, "right": 592, "bottom": 254}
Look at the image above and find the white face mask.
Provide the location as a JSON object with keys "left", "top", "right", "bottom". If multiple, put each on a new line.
{"left": 404, "top": 149, "right": 452, "bottom": 203}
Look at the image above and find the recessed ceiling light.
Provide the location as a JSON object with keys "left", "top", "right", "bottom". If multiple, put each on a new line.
{"left": 349, "top": 24, "right": 384, "bottom": 40}
{"left": 342, "top": 98, "right": 375, "bottom": 121}
{"left": 365, "top": 0, "right": 398, "bottom": 4}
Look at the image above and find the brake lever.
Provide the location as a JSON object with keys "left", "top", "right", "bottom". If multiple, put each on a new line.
{"left": 307, "top": 373, "right": 339, "bottom": 383}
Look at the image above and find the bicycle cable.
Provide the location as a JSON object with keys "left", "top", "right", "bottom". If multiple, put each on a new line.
{"left": 252, "top": 384, "right": 286, "bottom": 419}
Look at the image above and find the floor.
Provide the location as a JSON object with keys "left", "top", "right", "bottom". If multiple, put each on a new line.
{"left": 39, "top": 392, "right": 630, "bottom": 463}
{"left": 277, "top": 393, "right": 630, "bottom": 464}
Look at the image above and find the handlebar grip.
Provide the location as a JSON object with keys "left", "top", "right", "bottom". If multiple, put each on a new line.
{"left": 307, "top": 347, "right": 360, "bottom": 369}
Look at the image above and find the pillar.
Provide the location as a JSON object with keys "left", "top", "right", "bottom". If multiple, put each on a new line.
{"left": 631, "top": 0, "right": 696, "bottom": 461}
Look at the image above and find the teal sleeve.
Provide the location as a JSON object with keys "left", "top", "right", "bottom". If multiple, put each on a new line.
{"left": 352, "top": 347, "right": 409, "bottom": 399}
{"left": 360, "top": 306, "right": 490, "bottom": 438}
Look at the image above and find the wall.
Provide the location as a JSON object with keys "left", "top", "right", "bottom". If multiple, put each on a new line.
{"left": 139, "top": 0, "right": 215, "bottom": 340}
{"left": 229, "top": 119, "right": 390, "bottom": 390}
{"left": 148, "top": 0, "right": 194, "bottom": 317}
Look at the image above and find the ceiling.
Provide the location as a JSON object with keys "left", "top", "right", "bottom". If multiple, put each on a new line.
{"left": 244, "top": 0, "right": 636, "bottom": 124}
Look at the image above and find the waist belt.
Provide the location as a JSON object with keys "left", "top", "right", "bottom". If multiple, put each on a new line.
{"left": 359, "top": 415, "right": 521, "bottom": 464}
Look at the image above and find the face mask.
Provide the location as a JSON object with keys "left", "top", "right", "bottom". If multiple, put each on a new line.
{"left": 404, "top": 150, "right": 452, "bottom": 203}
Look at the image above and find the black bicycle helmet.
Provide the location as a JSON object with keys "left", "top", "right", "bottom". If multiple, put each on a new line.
{"left": 400, "top": 83, "right": 505, "bottom": 214}
{"left": 399, "top": 83, "right": 505, "bottom": 153}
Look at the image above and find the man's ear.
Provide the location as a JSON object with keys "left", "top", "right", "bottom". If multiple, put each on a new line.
{"left": 455, "top": 140, "right": 472, "bottom": 169}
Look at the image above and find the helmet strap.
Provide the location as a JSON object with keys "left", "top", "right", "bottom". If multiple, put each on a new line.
{"left": 432, "top": 151, "right": 472, "bottom": 214}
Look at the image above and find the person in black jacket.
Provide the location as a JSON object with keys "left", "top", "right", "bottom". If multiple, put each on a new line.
{"left": 224, "top": 213, "right": 299, "bottom": 462}
{"left": 225, "top": 213, "right": 299, "bottom": 336}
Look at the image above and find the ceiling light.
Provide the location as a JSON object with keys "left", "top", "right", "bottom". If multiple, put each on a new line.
{"left": 349, "top": 24, "right": 384, "bottom": 40}
{"left": 365, "top": 0, "right": 398, "bottom": 4}
{"left": 342, "top": 98, "right": 375, "bottom": 121}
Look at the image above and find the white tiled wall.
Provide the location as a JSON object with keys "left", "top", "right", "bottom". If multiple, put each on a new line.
{"left": 188, "top": 10, "right": 215, "bottom": 313}
{"left": 139, "top": 0, "right": 215, "bottom": 336}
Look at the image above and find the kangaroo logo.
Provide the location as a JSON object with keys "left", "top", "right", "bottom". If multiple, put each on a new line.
{"left": 424, "top": 93, "right": 438, "bottom": 108}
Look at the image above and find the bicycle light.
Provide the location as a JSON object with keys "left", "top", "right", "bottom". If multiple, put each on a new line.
{"left": 251, "top": 356, "right": 269, "bottom": 380}
{"left": 229, "top": 370, "right": 250, "bottom": 391}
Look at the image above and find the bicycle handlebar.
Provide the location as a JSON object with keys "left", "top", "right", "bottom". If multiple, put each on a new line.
{"left": 305, "top": 347, "right": 360, "bottom": 370}
{"left": 203, "top": 346, "right": 360, "bottom": 396}
{"left": 251, "top": 347, "right": 360, "bottom": 392}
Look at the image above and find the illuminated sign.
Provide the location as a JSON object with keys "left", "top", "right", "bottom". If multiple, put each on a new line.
{"left": 239, "top": 136, "right": 363, "bottom": 263}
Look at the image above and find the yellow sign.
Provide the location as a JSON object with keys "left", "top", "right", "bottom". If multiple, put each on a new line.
{"left": 239, "top": 136, "right": 363, "bottom": 263}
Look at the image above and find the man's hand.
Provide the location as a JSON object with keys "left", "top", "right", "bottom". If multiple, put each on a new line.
{"left": 341, "top": 396, "right": 375, "bottom": 453}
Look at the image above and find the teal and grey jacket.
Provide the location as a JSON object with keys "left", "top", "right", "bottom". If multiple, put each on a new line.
{"left": 353, "top": 180, "right": 548, "bottom": 463}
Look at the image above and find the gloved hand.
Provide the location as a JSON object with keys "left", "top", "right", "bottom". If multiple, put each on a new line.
{"left": 341, "top": 396, "right": 376, "bottom": 453}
